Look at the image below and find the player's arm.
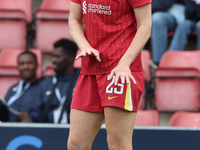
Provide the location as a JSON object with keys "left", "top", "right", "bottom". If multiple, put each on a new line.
{"left": 121, "top": 3, "right": 152, "bottom": 66}
{"left": 69, "top": 2, "right": 101, "bottom": 61}
{"left": 109, "top": 3, "right": 152, "bottom": 84}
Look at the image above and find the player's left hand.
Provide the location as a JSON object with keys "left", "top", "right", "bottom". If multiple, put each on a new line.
{"left": 108, "top": 63, "right": 137, "bottom": 85}
{"left": 75, "top": 47, "right": 101, "bottom": 62}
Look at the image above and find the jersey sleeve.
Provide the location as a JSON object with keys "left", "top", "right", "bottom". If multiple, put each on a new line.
{"left": 128, "top": 0, "right": 152, "bottom": 9}
{"left": 71, "top": 0, "right": 81, "bottom": 4}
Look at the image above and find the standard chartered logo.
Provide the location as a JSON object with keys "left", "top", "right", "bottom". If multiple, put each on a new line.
{"left": 82, "top": 1, "right": 112, "bottom": 15}
{"left": 83, "top": 1, "right": 87, "bottom": 14}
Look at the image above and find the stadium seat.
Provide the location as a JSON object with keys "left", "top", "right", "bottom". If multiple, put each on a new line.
{"left": 0, "top": 76, "right": 21, "bottom": 98}
{"left": 169, "top": 111, "right": 200, "bottom": 127}
{"left": 35, "top": 0, "right": 71, "bottom": 53}
{"left": 0, "top": 49, "right": 43, "bottom": 78}
{"left": 0, "top": 0, "right": 32, "bottom": 23}
{"left": 154, "top": 51, "right": 200, "bottom": 111}
{"left": 138, "top": 50, "right": 151, "bottom": 110}
{"left": 40, "top": 0, "right": 70, "bottom": 11}
{"left": 0, "top": 0, "right": 32, "bottom": 50}
{"left": 141, "top": 50, "right": 151, "bottom": 83}
{"left": 135, "top": 110, "right": 159, "bottom": 126}
{"left": 158, "top": 51, "right": 200, "bottom": 70}
{"left": 44, "top": 50, "right": 81, "bottom": 76}
{"left": 44, "top": 65, "right": 55, "bottom": 77}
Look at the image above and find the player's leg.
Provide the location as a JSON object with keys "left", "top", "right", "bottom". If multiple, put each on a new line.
{"left": 68, "top": 74, "right": 104, "bottom": 150}
{"left": 67, "top": 109, "right": 104, "bottom": 150}
{"left": 97, "top": 72, "right": 143, "bottom": 150}
{"left": 104, "top": 107, "right": 136, "bottom": 150}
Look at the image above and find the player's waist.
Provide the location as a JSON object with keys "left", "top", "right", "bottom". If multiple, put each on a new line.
{"left": 80, "top": 59, "right": 142, "bottom": 75}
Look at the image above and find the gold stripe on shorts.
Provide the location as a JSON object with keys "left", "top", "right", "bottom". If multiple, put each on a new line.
{"left": 124, "top": 83, "right": 133, "bottom": 111}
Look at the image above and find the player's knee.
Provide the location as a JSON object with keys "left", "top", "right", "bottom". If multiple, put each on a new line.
{"left": 67, "top": 138, "right": 77, "bottom": 150}
{"left": 67, "top": 138, "right": 91, "bottom": 150}
{"left": 107, "top": 135, "right": 132, "bottom": 150}
{"left": 107, "top": 139, "right": 118, "bottom": 150}
{"left": 67, "top": 138, "right": 82, "bottom": 150}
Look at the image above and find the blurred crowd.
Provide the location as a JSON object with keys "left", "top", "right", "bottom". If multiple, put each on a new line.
{"left": 152, "top": 0, "right": 200, "bottom": 65}
{"left": 0, "top": 38, "right": 80, "bottom": 124}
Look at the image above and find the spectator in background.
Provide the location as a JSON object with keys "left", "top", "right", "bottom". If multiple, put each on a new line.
{"left": 5, "top": 51, "right": 42, "bottom": 122}
{"left": 169, "top": 0, "right": 200, "bottom": 50}
{"left": 151, "top": 0, "right": 185, "bottom": 65}
{"left": 30, "top": 39, "right": 80, "bottom": 124}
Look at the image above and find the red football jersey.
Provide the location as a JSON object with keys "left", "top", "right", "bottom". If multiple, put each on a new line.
{"left": 71, "top": 0, "right": 151, "bottom": 75}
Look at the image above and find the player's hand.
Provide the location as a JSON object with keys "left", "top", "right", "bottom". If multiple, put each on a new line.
{"left": 108, "top": 63, "right": 137, "bottom": 85}
{"left": 76, "top": 47, "right": 101, "bottom": 62}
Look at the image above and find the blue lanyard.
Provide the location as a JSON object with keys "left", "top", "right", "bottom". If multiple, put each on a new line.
{"left": 7, "top": 80, "right": 31, "bottom": 106}
{"left": 52, "top": 76, "right": 66, "bottom": 106}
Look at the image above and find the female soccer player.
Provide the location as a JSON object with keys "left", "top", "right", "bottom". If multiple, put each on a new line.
{"left": 68, "top": 0, "right": 152, "bottom": 150}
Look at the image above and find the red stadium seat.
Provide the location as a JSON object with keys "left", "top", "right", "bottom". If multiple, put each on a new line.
{"left": 0, "top": 49, "right": 43, "bottom": 78}
{"left": 0, "top": 15, "right": 26, "bottom": 50}
{"left": 40, "top": 0, "right": 70, "bottom": 11}
{"left": 135, "top": 110, "right": 159, "bottom": 126}
{"left": 0, "top": 0, "right": 32, "bottom": 50}
{"left": 154, "top": 51, "right": 200, "bottom": 111}
{"left": 138, "top": 50, "right": 151, "bottom": 110}
{"left": 0, "top": 0, "right": 32, "bottom": 23}
{"left": 158, "top": 51, "right": 200, "bottom": 70}
{"left": 169, "top": 111, "right": 200, "bottom": 127}
{"left": 141, "top": 50, "right": 151, "bottom": 83}
{"left": 35, "top": 0, "right": 71, "bottom": 53}
{"left": 0, "top": 76, "right": 21, "bottom": 98}
{"left": 44, "top": 65, "right": 55, "bottom": 77}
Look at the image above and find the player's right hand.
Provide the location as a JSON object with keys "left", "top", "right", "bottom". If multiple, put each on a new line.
{"left": 76, "top": 47, "right": 101, "bottom": 62}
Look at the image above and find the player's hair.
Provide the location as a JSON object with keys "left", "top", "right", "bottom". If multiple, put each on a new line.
{"left": 54, "top": 38, "right": 78, "bottom": 56}
{"left": 17, "top": 51, "right": 38, "bottom": 63}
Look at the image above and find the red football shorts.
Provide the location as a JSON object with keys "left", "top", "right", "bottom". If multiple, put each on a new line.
{"left": 71, "top": 72, "right": 143, "bottom": 112}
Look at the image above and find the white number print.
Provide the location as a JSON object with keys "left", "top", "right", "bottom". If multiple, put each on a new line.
{"left": 106, "top": 75, "right": 124, "bottom": 94}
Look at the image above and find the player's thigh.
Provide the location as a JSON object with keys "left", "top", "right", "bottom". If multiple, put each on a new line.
{"left": 104, "top": 107, "right": 136, "bottom": 149}
{"left": 68, "top": 109, "right": 104, "bottom": 149}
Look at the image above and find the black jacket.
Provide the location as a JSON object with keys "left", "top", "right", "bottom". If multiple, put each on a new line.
{"left": 152, "top": 0, "right": 185, "bottom": 13}
{"left": 185, "top": 0, "right": 200, "bottom": 21}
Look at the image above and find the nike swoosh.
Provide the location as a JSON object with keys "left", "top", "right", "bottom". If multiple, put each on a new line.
{"left": 108, "top": 96, "right": 119, "bottom": 100}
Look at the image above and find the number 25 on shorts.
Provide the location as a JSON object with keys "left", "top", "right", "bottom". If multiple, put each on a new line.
{"left": 106, "top": 75, "right": 124, "bottom": 94}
